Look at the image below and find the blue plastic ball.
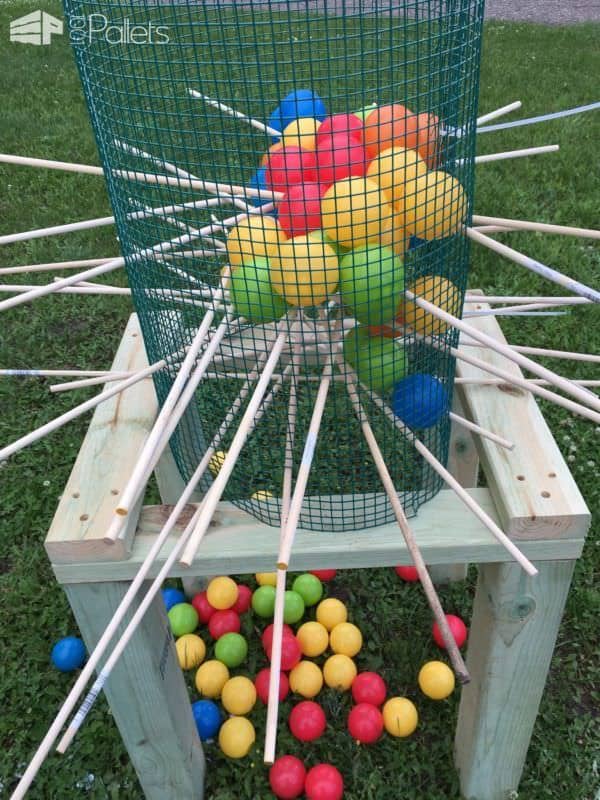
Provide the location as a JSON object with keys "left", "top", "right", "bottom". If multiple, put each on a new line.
{"left": 162, "top": 587, "right": 186, "bottom": 611}
{"left": 392, "top": 373, "right": 449, "bottom": 429}
{"left": 51, "top": 636, "right": 86, "bottom": 672}
{"left": 191, "top": 699, "right": 223, "bottom": 741}
{"left": 268, "top": 89, "right": 327, "bottom": 140}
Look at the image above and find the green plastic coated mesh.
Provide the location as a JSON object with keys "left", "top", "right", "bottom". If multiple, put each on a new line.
{"left": 63, "top": 0, "right": 484, "bottom": 531}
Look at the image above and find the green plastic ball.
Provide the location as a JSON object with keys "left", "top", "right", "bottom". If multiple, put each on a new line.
{"left": 283, "top": 591, "right": 306, "bottom": 624}
{"left": 252, "top": 585, "right": 276, "bottom": 618}
{"left": 215, "top": 633, "right": 248, "bottom": 668}
{"left": 292, "top": 574, "right": 323, "bottom": 607}
{"left": 339, "top": 245, "right": 404, "bottom": 326}
{"left": 229, "top": 257, "right": 289, "bottom": 324}
{"left": 167, "top": 603, "right": 199, "bottom": 637}
{"left": 343, "top": 327, "right": 407, "bottom": 392}
{"left": 353, "top": 103, "right": 377, "bottom": 121}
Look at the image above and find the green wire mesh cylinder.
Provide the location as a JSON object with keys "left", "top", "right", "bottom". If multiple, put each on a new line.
{"left": 63, "top": 0, "right": 484, "bottom": 531}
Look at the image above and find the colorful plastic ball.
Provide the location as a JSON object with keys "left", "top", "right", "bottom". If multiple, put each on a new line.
{"left": 363, "top": 103, "right": 417, "bottom": 159}
{"left": 261, "top": 141, "right": 285, "bottom": 166}
{"left": 402, "top": 170, "right": 467, "bottom": 240}
{"left": 296, "top": 621, "right": 329, "bottom": 658}
{"left": 249, "top": 166, "right": 271, "bottom": 208}
{"left": 208, "top": 450, "right": 227, "bottom": 477}
{"left": 366, "top": 145, "right": 427, "bottom": 207}
{"left": 265, "top": 146, "right": 318, "bottom": 193}
{"left": 215, "top": 632, "right": 248, "bottom": 668}
{"left": 207, "top": 576, "right": 238, "bottom": 611}
{"left": 433, "top": 614, "right": 468, "bottom": 649}
{"left": 402, "top": 275, "right": 461, "bottom": 336}
{"left": 168, "top": 603, "right": 199, "bottom": 637}
{"left": 323, "top": 654, "right": 357, "bottom": 691}
{"left": 267, "top": 633, "right": 302, "bottom": 671}
{"left": 394, "top": 565, "right": 419, "bottom": 582}
{"left": 316, "top": 598, "right": 348, "bottom": 631}
{"left": 255, "top": 667, "right": 290, "bottom": 704}
{"left": 418, "top": 660, "right": 456, "bottom": 700}
{"left": 269, "top": 90, "right": 328, "bottom": 136}
{"left": 382, "top": 696, "right": 418, "bottom": 737}
{"left": 292, "top": 573, "right": 323, "bottom": 606}
{"left": 251, "top": 489, "right": 274, "bottom": 501}
{"left": 316, "top": 134, "right": 368, "bottom": 185}
{"left": 392, "top": 373, "right": 449, "bottom": 429}
{"left": 175, "top": 634, "right": 206, "bottom": 670}
{"left": 51, "top": 636, "right": 86, "bottom": 672}
{"left": 289, "top": 660, "right": 324, "bottom": 699}
{"left": 252, "top": 585, "right": 277, "bottom": 617}
{"left": 218, "top": 716, "right": 256, "bottom": 759}
{"left": 305, "top": 764, "right": 344, "bottom": 800}
{"left": 256, "top": 572, "right": 278, "bottom": 587}
{"left": 288, "top": 700, "right": 326, "bottom": 742}
{"left": 191, "top": 699, "right": 222, "bottom": 741}
{"left": 262, "top": 622, "right": 295, "bottom": 652}
{"left": 277, "top": 182, "right": 325, "bottom": 238}
{"left": 208, "top": 609, "right": 241, "bottom": 640}
{"left": 269, "top": 754, "right": 307, "bottom": 800}
{"left": 221, "top": 675, "right": 257, "bottom": 716}
{"left": 283, "top": 590, "right": 306, "bottom": 624}
{"left": 310, "top": 569, "right": 337, "bottom": 581}
{"left": 270, "top": 233, "right": 339, "bottom": 307}
{"left": 339, "top": 244, "right": 404, "bottom": 327}
{"left": 226, "top": 214, "right": 286, "bottom": 268}
{"left": 321, "top": 177, "right": 392, "bottom": 248}
{"left": 191, "top": 591, "right": 216, "bottom": 624}
{"left": 195, "top": 659, "right": 230, "bottom": 699}
{"left": 316, "top": 113, "right": 364, "bottom": 146}
{"left": 329, "top": 622, "right": 363, "bottom": 658}
{"left": 348, "top": 702, "right": 384, "bottom": 744}
{"left": 352, "top": 672, "right": 387, "bottom": 706}
{"left": 229, "top": 258, "right": 290, "bottom": 325}
{"left": 281, "top": 117, "right": 322, "bottom": 150}
{"left": 232, "top": 584, "right": 253, "bottom": 614}
{"left": 414, "top": 111, "right": 440, "bottom": 168}
{"left": 343, "top": 326, "right": 407, "bottom": 393}
{"left": 161, "top": 587, "right": 185, "bottom": 611}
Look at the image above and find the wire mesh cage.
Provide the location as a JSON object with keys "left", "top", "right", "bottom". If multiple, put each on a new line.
{"left": 63, "top": 0, "right": 484, "bottom": 531}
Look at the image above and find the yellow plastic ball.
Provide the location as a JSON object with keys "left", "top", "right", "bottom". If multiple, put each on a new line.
{"left": 289, "top": 660, "right": 324, "bottom": 699}
{"left": 296, "top": 621, "right": 329, "bottom": 658}
{"left": 379, "top": 213, "right": 410, "bottom": 257}
{"left": 321, "top": 177, "right": 393, "bottom": 248}
{"left": 366, "top": 146, "right": 428, "bottom": 208}
{"left": 221, "top": 676, "right": 257, "bottom": 716}
{"left": 401, "top": 170, "right": 467, "bottom": 240}
{"left": 251, "top": 490, "right": 273, "bottom": 501}
{"left": 207, "top": 576, "right": 238, "bottom": 610}
{"left": 255, "top": 572, "right": 277, "bottom": 587}
{"left": 175, "top": 634, "right": 206, "bottom": 670}
{"left": 195, "top": 660, "right": 230, "bottom": 699}
{"left": 226, "top": 215, "right": 286, "bottom": 268}
{"left": 270, "top": 233, "right": 339, "bottom": 307}
{"left": 329, "top": 622, "right": 363, "bottom": 658}
{"left": 402, "top": 275, "right": 461, "bottom": 336}
{"left": 316, "top": 598, "right": 348, "bottom": 632}
{"left": 218, "top": 716, "right": 256, "bottom": 759}
{"left": 383, "top": 697, "right": 419, "bottom": 737}
{"left": 281, "top": 117, "right": 321, "bottom": 150}
{"left": 323, "top": 654, "right": 357, "bottom": 691}
{"left": 209, "top": 450, "right": 227, "bottom": 477}
{"left": 418, "top": 660, "right": 455, "bottom": 700}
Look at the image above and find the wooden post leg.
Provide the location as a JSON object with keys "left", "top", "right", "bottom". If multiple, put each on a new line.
{"left": 455, "top": 559, "right": 574, "bottom": 800}
{"left": 64, "top": 580, "right": 205, "bottom": 800}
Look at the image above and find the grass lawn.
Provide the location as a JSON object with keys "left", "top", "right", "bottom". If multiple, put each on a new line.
{"left": 1, "top": 3, "right": 599, "bottom": 798}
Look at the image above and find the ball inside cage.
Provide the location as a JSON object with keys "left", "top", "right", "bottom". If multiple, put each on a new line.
{"left": 64, "top": 0, "right": 484, "bottom": 531}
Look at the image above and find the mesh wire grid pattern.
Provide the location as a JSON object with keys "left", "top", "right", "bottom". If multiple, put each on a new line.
{"left": 63, "top": 0, "right": 484, "bottom": 531}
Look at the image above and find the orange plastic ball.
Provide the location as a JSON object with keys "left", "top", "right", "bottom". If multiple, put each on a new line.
{"left": 363, "top": 104, "right": 418, "bottom": 159}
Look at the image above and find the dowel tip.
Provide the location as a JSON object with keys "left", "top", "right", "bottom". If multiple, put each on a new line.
{"left": 458, "top": 671, "right": 471, "bottom": 686}
{"left": 115, "top": 507, "right": 128, "bottom": 516}
{"left": 276, "top": 560, "right": 288, "bottom": 570}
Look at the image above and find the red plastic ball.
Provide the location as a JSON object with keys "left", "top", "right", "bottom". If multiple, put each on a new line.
{"left": 305, "top": 764, "right": 344, "bottom": 800}
{"left": 255, "top": 667, "right": 290, "bottom": 704}
{"left": 316, "top": 113, "right": 364, "bottom": 146}
{"left": 269, "top": 755, "right": 307, "bottom": 799}
{"left": 351, "top": 672, "right": 387, "bottom": 707}
{"left": 394, "top": 565, "right": 419, "bottom": 582}
{"left": 316, "top": 134, "right": 368, "bottom": 185}
{"left": 310, "top": 569, "right": 337, "bottom": 582}
{"left": 289, "top": 701, "right": 326, "bottom": 742}
{"left": 208, "top": 609, "right": 240, "bottom": 640}
{"left": 347, "top": 702, "right": 384, "bottom": 744}
{"left": 264, "top": 146, "right": 318, "bottom": 193}
{"left": 266, "top": 634, "right": 302, "bottom": 671}
{"left": 191, "top": 591, "right": 216, "bottom": 624}
{"left": 262, "top": 623, "right": 295, "bottom": 653}
{"left": 432, "top": 614, "right": 468, "bottom": 649}
{"left": 277, "top": 182, "right": 325, "bottom": 238}
{"left": 232, "top": 584, "right": 252, "bottom": 614}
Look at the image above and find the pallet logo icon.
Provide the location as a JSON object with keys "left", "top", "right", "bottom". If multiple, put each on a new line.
{"left": 10, "top": 9, "right": 63, "bottom": 46}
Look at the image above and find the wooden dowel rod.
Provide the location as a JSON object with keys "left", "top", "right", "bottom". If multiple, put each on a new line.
{"left": 476, "top": 100, "right": 522, "bottom": 126}
{"left": 455, "top": 377, "right": 600, "bottom": 388}
{"left": 189, "top": 90, "right": 281, "bottom": 137}
{"left": 472, "top": 214, "right": 600, "bottom": 240}
{"left": 463, "top": 302, "right": 569, "bottom": 316}
{"left": 0, "top": 216, "right": 115, "bottom": 247}
{"left": 49, "top": 373, "right": 138, "bottom": 393}
{"left": 0, "top": 282, "right": 129, "bottom": 297}
{"left": 0, "top": 258, "right": 116, "bottom": 276}
{"left": 464, "top": 294, "right": 591, "bottom": 305}
{"left": 0, "top": 369, "right": 125, "bottom": 379}
{"left": 469, "top": 144, "right": 559, "bottom": 165}
{"left": 0, "top": 152, "right": 104, "bottom": 176}
{"left": 448, "top": 412, "right": 514, "bottom": 450}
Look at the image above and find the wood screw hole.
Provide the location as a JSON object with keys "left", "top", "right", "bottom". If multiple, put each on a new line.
{"left": 548, "top": 472, "right": 557, "bottom": 478}
{"left": 541, "top": 491, "right": 551, "bottom": 498}
{"left": 111, "top": 489, "right": 119, "bottom": 495}
{"left": 516, "top": 475, "right": 525, "bottom": 481}
{"left": 79, "top": 514, "right": 89, "bottom": 521}
{"left": 72, "top": 492, "right": 80, "bottom": 499}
